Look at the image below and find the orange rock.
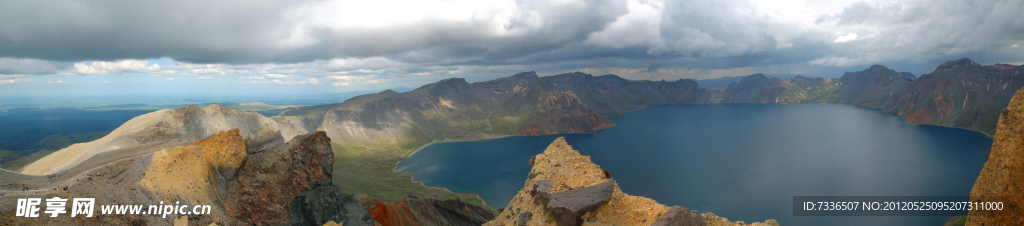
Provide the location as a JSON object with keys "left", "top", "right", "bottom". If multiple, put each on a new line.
{"left": 967, "top": 88, "right": 1024, "bottom": 225}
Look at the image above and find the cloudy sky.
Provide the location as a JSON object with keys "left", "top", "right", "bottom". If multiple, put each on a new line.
{"left": 1, "top": 0, "right": 1022, "bottom": 96}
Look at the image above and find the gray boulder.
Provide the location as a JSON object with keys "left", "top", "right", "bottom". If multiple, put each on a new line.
{"left": 650, "top": 205, "right": 707, "bottom": 226}
{"left": 290, "top": 184, "right": 375, "bottom": 226}
{"left": 544, "top": 181, "right": 614, "bottom": 226}
{"left": 517, "top": 212, "right": 532, "bottom": 226}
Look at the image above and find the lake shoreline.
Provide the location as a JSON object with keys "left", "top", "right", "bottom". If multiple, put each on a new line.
{"left": 393, "top": 103, "right": 992, "bottom": 225}
{"left": 391, "top": 102, "right": 994, "bottom": 210}
{"left": 392, "top": 132, "right": 510, "bottom": 209}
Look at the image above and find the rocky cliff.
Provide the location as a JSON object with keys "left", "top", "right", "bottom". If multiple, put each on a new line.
{"left": 876, "top": 59, "right": 1024, "bottom": 134}
{"left": 225, "top": 131, "right": 342, "bottom": 225}
{"left": 136, "top": 128, "right": 249, "bottom": 223}
{"left": 486, "top": 137, "right": 779, "bottom": 226}
{"left": 966, "top": 87, "right": 1024, "bottom": 225}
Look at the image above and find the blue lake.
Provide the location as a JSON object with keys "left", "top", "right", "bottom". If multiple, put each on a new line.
{"left": 395, "top": 103, "right": 992, "bottom": 225}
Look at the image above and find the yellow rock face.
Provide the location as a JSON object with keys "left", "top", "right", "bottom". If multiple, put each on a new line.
{"left": 191, "top": 128, "right": 247, "bottom": 170}
{"left": 968, "top": 88, "right": 1024, "bottom": 225}
{"left": 137, "top": 129, "right": 247, "bottom": 216}
{"left": 486, "top": 137, "right": 778, "bottom": 226}
{"left": 137, "top": 145, "right": 216, "bottom": 210}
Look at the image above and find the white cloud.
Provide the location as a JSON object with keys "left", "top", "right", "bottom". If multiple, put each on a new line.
{"left": 307, "top": 77, "right": 320, "bottom": 85}
{"left": 69, "top": 59, "right": 159, "bottom": 75}
{"left": 265, "top": 74, "right": 292, "bottom": 79}
{"left": 0, "top": 77, "right": 31, "bottom": 84}
{"left": 165, "top": 78, "right": 174, "bottom": 81}
{"left": 196, "top": 76, "right": 214, "bottom": 79}
{"left": 333, "top": 82, "right": 351, "bottom": 86}
{"left": 834, "top": 33, "right": 859, "bottom": 43}
{"left": 584, "top": 0, "right": 665, "bottom": 53}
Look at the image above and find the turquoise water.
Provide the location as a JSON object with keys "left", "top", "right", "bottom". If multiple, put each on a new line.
{"left": 396, "top": 104, "right": 992, "bottom": 225}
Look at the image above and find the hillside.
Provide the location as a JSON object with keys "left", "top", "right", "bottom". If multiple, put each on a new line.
{"left": 876, "top": 59, "right": 1024, "bottom": 134}
{"left": 19, "top": 104, "right": 280, "bottom": 175}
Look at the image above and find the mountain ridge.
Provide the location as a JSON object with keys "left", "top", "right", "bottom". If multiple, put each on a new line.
{"left": 279, "top": 58, "right": 1022, "bottom": 142}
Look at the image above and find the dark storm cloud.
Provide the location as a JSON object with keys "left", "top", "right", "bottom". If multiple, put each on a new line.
{"left": 0, "top": 0, "right": 1021, "bottom": 80}
{"left": 0, "top": 58, "right": 71, "bottom": 75}
{"left": 811, "top": 0, "right": 1024, "bottom": 66}
{"left": 0, "top": 0, "right": 306, "bottom": 63}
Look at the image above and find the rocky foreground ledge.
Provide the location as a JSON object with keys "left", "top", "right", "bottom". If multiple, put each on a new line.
{"left": 485, "top": 137, "right": 778, "bottom": 226}
{"left": 967, "top": 87, "right": 1024, "bottom": 225}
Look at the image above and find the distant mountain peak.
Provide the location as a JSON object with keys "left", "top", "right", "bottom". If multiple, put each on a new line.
{"left": 437, "top": 77, "right": 468, "bottom": 84}
{"left": 743, "top": 73, "right": 768, "bottom": 80}
{"left": 203, "top": 103, "right": 224, "bottom": 110}
{"left": 869, "top": 64, "right": 890, "bottom": 70}
{"left": 511, "top": 71, "right": 539, "bottom": 80}
{"left": 900, "top": 72, "right": 916, "bottom": 80}
{"left": 939, "top": 58, "right": 980, "bottom": 69}
{"left": 550, "top": 71, "right": 594, "bottom": 79}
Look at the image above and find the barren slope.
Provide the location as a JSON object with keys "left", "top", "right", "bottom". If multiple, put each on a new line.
{"left": 21, "top": 104, "right": 280, "bottom": 175}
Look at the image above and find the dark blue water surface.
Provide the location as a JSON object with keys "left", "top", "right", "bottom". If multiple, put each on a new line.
{"left": 396, "top": 104, "right": 992, "bottom": 226}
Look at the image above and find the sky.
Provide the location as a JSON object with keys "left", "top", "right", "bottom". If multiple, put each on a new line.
{"left": 1, "top": 0, "right": 1022, "bottom": 96}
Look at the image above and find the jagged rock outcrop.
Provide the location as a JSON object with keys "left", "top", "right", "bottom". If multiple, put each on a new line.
{"left": 137, "top": 129, "right": 374, "bottom": 225}
{"left": 967, "top": 87, "right": 1024, "bottom": 225}
{"left": 244, "top": 123, "right": 286, "bottom": 155}
{"left": 225, "top": 131, "right": 337, "bottom": 225}
{"left": 486, "top": 137, "right": 778, "bottom": 226}
{"left": 137, "top": 129, "right": 249, "bottom": 221}
{"left": 366, "top": 195, "right": 496, "bottom": 226}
